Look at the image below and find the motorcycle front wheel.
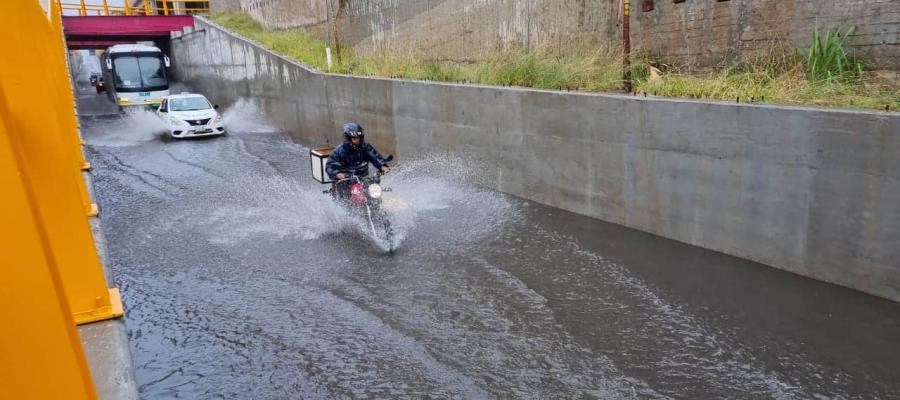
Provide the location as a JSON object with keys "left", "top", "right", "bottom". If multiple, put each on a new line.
{"left": 369, "top": 210, "right": 394, "bottom": 253}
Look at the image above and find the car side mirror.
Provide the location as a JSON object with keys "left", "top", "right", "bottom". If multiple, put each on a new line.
{"left": 159, "top": 108, "right": 167, "bottom": 113}
{"left": 213, "top": 104, "right": 219, "bottom": 110}
{"left": 385, "top": 155, "right": 394, "bottom": 162}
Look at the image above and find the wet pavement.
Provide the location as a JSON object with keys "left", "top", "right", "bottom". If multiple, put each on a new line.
{"left": 77, "top": 89, "right": 900, "bottom": 399}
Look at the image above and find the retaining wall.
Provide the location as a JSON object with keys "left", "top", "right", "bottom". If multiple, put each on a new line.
{"left": 172, "top": 17, "right": 900, "bottom": 301}
{"left": 222, "top": 0, "right": 900, "bottom": 71}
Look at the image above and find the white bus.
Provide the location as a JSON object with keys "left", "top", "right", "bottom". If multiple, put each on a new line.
{"left": 101, "top": 44, "right": 171, "bottom": 108}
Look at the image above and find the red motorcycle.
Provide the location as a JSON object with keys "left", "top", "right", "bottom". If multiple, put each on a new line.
{"left": 327, "top": 158, "right": 395, "bottom": 252}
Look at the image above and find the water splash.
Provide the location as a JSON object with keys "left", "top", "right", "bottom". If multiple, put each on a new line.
{"left": 190, "top": 175, "right": 353, "bottom": 245}
{"left": 167, "top": 81, "right": 195, "bottom": 94}
{"left": 222, "top": 98, "right": 277, "bottom": 133}
{"left": 83, "top": 108, "right": 168, "bottom": 147}
{"left": 374, "top": 153, "right": 516, "bottom": 251}
{"left": 192, "top": 153, "right": 516, "bottom": 253}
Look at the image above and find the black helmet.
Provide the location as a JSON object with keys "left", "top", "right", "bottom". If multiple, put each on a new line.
{"left": 343, "top": 122, "right": 364, "bottom": 142}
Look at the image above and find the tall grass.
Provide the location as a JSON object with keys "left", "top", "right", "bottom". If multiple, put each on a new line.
{"left": 804, "top": 25, "right": 863, "bottom": 82}
{"left": 211, "top": 12, "right": 898, "bottom": 111}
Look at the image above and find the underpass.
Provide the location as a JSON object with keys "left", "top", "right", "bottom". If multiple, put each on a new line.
{"left": 5, "top": 2, "right": 898, "bottom": 397}
{"left": 75, "top": 76, "right": 900, "bottom": 398}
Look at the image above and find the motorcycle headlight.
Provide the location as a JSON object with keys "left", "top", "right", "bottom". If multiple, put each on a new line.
{"left": 367, "top": 184, "right": 383, "bottom": 199}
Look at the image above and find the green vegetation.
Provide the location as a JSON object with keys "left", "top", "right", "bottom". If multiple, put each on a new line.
{"left": 210, "top": 12, "right": 332, "bottom": 71}
{"left": 804, "top": 25, "right": 863, "bottom": 82}
{"left": 211, "top": 12, "right": 898, "bottom": 111}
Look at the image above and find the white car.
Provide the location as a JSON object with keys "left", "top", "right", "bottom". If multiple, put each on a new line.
{"left": 157, "top": 93, "right": 226, "bottom": 138}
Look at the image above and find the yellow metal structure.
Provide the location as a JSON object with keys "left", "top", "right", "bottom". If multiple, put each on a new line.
{"left": 1, "top": 0, "right": 136, "bottom": 396}
{"left": 6, "top": 0, "right": 125, "bottom": 324}
{"left": 0, "top": 88, "right": 97, "bottom": 399}
{"left": 60, "top": 0, "right": 210, "bottom": 16}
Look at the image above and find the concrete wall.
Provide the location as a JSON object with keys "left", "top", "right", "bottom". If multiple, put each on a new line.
{"left": 172, "top": 18, "right": 900, "bottom": 302}
{"left": 224, "top": 0, "right": 900, "bottom": 71}
{"left": 241, "top": 0, "right": 328, "bottom": 31}
{"left": 210, "top": 0, "right": 241, "bottom": 13}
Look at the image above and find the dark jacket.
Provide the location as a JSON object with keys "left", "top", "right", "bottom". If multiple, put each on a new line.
{"left": 325, "top": 141, "right": 387, "bottom": 179}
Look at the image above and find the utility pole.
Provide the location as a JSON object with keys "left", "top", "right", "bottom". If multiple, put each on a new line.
{"left": 331, "top": 0, "right": 349, "bottom": 63}
{"left": 623, "top": 0, "right": 632, "bottom": 93}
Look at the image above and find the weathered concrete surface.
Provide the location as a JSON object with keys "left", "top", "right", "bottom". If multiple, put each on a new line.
{"left": 172, "top": 17, "right": 900, "bottom": 301}
{"left": 210, "top": 0, "right": 241, "bottom": 13}
{"left": 227, "top": 0, "right": 900, "bottom": 70}
{"left": 247, "top": 0, "right": 326, "bottom": 30}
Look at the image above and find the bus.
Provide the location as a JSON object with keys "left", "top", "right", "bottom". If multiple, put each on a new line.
{"left": 101, "top": 44, "right": 171, "bottom": 108}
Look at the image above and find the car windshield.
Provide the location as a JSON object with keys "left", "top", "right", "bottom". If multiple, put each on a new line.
{"left": 169, "top": 97, "right": 211, "bottom": 111}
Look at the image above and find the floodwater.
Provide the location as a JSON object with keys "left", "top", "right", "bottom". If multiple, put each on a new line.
{"left": 77, "top": 84, "right": 900, "bottom": 399}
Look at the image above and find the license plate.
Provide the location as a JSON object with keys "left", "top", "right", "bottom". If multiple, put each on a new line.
{"left": 139, "top": 91, "right": 150, "bottom": 96}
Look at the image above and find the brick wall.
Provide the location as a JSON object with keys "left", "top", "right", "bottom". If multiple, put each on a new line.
{"left": 217, "top": 0, "right": 900, "bottom": 71}
{"left": 633, "top": 0, "right": 900, "bottom": 70}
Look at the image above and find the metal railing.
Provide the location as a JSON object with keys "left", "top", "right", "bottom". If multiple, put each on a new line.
{"left": 59, "top": 0, "right": 209, "bottom": 16}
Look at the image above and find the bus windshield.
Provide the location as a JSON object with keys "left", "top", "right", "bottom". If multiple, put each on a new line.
{"left": 112, "top": 54, "right": 168, "bottom": 92}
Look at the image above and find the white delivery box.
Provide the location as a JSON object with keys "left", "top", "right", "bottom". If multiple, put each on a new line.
{"left": 310, "top": 147, "right": 334, "bottom": 184}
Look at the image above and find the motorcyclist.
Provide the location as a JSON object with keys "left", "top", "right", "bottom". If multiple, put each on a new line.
{"left": 325, "top": 122, "right": 390, "bottom": 183}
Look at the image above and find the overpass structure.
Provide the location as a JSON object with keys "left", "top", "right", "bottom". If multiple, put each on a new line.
{"left": 60, "top": 0, "right": 204, "bottom": 49}
{"left": 63, "top": 15, "right": 195, "bottom": 49}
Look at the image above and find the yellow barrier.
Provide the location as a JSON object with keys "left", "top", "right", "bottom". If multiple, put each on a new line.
{"left": 0, "top": 0, "right": 102, "bottom": 396}
{"left": 0, "top": 0, "right": 134, "bottom": 396}
{"left": 61, "top": 0, "right": 209, "bottom": 16}
{"left": 0, "top": 85, "right": 97, "bottom": 400}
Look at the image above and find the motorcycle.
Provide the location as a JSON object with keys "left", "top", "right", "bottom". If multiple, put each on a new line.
{"left": 325, "top": 156, "right": 396, "bottom": 252}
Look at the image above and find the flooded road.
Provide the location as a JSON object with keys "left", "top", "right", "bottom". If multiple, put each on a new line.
{"left": 77, "top": 89, "right": 900, "bottom": 399}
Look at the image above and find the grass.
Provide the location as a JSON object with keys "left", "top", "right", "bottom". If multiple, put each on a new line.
{"left": 804, "top": 25, "right": 863, "bottom": 82}
{"left": 210, "top": 12, "right": 332, "bottom": 71}
{"left": 211, "top": 12, "right": 898, "bottom": 111}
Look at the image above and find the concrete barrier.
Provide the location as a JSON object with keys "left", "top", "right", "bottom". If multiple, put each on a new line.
{"left": 171, "top": 18, "right": 900, "bottom": 302}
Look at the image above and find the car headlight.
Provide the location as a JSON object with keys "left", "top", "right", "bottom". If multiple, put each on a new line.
{"left": 213, "top": 115, "right": 222, "bottom": 123}
{"left": 367, "top": 184, "right": 383, "bottom": 199}
{"left": 168, "top": 116, "right": 188, "bottom": 126}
